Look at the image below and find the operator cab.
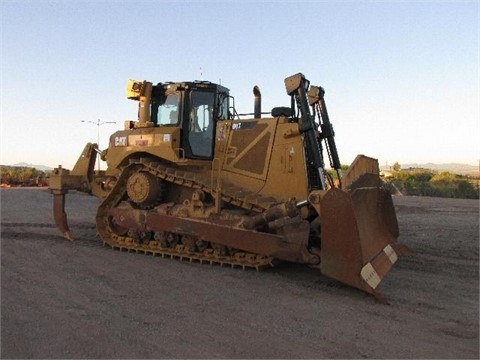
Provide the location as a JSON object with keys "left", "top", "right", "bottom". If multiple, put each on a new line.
{"left": 151, "top": 81, "right": 231, "bottom": 159}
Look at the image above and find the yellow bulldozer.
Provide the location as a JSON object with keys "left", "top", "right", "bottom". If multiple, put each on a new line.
{"left": 49, "top": 72, "right": 409, "bottom": 297}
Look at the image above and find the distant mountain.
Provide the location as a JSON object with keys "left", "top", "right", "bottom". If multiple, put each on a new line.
{"left": 11, "top": 162, "right": 53, "bottom": 171}
{"left": 381, "top": 162, "right": 478, "bottom": 175}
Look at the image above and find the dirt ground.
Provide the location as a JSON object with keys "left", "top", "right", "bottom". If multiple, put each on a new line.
{"left": 0, "top": 188, "right": 478, "bottom": 359}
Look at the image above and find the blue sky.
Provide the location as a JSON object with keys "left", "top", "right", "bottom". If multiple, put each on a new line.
{"left": 1, "top": 0, "right": 478, "bottom": 169}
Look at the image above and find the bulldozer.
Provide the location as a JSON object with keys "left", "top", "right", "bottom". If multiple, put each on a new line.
{"left": 49, "top": 72, "right": 409, "bottom": 297}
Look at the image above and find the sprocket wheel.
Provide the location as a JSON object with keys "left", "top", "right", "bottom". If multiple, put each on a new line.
{"left": 126, "top": 170, "right": 165, "bottom": 208}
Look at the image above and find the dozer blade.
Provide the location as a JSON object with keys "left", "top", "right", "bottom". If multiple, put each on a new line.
{"left": 52, "top": 191, "right": 74, "bottom": 241}
{"left": 318, "top": 187, "right": 400, "bottom": 295}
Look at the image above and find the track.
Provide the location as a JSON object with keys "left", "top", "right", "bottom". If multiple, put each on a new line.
{"left": 95, "top": 159, "right": 280, "bottom": 270}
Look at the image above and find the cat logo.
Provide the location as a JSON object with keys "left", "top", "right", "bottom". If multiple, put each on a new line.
{"left": 115, "top": 136, "right": 127, "bottom": 146}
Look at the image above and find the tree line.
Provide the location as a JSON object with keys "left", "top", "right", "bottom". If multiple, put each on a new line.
{"left": 0, "top": 166, "right": 49, "bottom": 187}
{"left": 325, "top": 163, "right": 479, "bottom": 200}
{"left": 2, "top": 164, "right": 479, "bottom": 199}
{"left": 383, "top": 168, "right": 479, "bottom": 199}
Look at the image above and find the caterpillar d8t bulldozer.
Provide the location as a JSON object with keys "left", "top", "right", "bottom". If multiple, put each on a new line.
{"left": 49, "top": 72, "right": 409, "bottom": 297}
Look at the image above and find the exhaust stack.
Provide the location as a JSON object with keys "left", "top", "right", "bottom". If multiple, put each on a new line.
{"left": 253, "top": 85, "right": 261, "bottom": 118}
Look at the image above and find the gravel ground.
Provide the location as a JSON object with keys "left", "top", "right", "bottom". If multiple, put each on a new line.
{"left": 1, "top": 188, "right": 478, "bottom": 359}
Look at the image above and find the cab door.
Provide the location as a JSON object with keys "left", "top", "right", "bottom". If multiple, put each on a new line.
{"left": 184, "top": 90, "right": 216, "bottom": 159}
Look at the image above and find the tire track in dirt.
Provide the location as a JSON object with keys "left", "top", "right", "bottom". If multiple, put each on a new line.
{"left": 1, "top": 190, "right": 478, "bottom": 359}
{"left": 1, "top": 222, "right": 96, "bottom": 229}
{"left": 1, "top": 221, "right": 101, "bottom": 247}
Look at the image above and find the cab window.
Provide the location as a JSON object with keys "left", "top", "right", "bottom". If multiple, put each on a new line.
{"left": 153, "top": 92, "right": 180, "bottom": 126}
{"left": 188, "top": 91, "right": 215, "bottom": 158}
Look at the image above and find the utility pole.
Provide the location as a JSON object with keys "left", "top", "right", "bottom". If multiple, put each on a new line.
{"left": 81, "top": 119, "right": 116, "bottom": 171}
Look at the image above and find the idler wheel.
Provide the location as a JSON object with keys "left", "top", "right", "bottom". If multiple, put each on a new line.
{"left": 126, "top": 171, "right": 163, "bottom": 206}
